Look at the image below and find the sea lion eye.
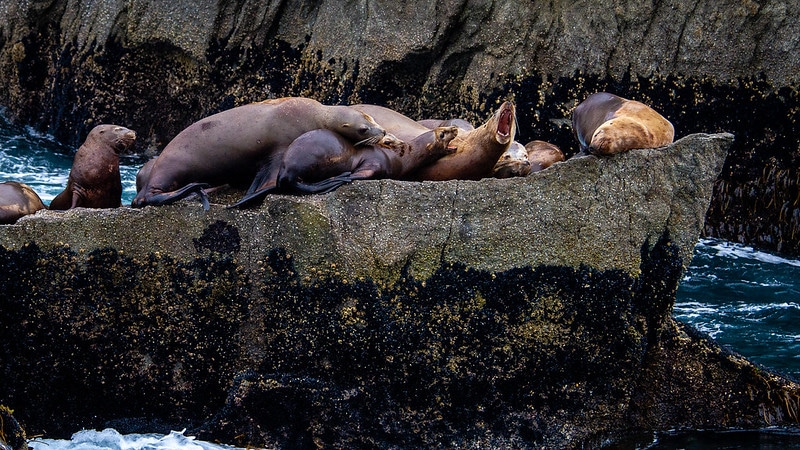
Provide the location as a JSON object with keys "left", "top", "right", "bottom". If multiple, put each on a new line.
{"left": 359, "top": 125, "right": 371, "bottom": 135}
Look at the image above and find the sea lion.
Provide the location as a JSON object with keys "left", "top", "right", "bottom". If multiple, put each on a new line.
{"left": 132, "top": 97, "right": 386, "bottom": 208}
{"left": 572, "top": 92, "right": 674, "bottom": 156}
{"left": 418, "top": 118, "right": 475, "bottom": 131}
{"left": 49, "top": 124, "right": 136, "bottom": 210}
{"left": 135, "top": 158, "right": 157, "bottom": 193}
{"left": 0, "top": 181, "right": 46, "bottom": 224}
{"left": 492, "top": 141, "right": 531, "bottom": 178}
{"left": 525, "top": 140, "right": 565, "bottom": 172}
{"left": 353, "top": 102, "right": 516, "bottom": 181}
{"left": 230, "top": 126, "right": 459, "bottom": 207}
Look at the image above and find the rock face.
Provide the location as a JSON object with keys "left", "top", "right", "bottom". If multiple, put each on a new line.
{"left": 0, "top": 406, "right": 27, "bottom": 450}
{"left": 2, "top": 1, "right": 800, "bottom": 257}
{"left": 1, "top": 133, "right": 799, "bottom": 448}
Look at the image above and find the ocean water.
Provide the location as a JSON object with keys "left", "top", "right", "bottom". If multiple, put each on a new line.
{"left": 675, "top": 238, "right": 800, "bottom": 382}
{"left": 2, "top": 114, "right": 800, "bottom": 448}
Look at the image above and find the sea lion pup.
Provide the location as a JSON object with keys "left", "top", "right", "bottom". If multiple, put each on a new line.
{"left": 49, "top": 124, "right": 136, "bottom": 210}
{"left": 0, "top": 181, "right": 46, "bottom": 224}
{"left": 492, "top": 141, "right": 531, "bottom": 178}
{"left": 525, "top": 140, "right": 565, "bottom": 172}
{"left": 131, "top": 97, "right": 386, "bottom": 209}
{"left": 572, "top": 92, "right": 674, "bottom": 156}
{"left": 229, "top": 126, "right": 459, "bottom": 207}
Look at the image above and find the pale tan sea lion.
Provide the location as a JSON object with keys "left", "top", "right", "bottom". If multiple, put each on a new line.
{"left": 572, "top": 92, "right": 674, "bottom": 156}
{"left": 0, "top": 181, "right": 46, "bottom": 224}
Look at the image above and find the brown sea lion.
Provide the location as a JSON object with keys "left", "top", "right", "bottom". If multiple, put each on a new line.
{"left": 230, "top": 126, "right": 459, "bottom": 207}
{"left": 525, "top": 140, "right": 565, "bottom": 172}
{"left": 572, "top": 92, "right": 674, "bottom": 156}
{"left": 135, "top": 158, "right": 157, "bottom": 193}
{"left": 49, "top": 124, "right": 136, "bottom": 210}
{"left": 353, "top": 102, "right": 516, "bottom": 181}
{"left": 492, "top": 141, "right": 531, "bottom": 178}
{"left": 132, "top": 97, "right": 386, "bottom": 208}
{"left": 0, "top": 181, "right": 46, "bottom": 224}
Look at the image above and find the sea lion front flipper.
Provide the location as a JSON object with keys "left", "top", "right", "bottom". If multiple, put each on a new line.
{"left": 70, "top": 188, "right": 85, "bottom": 209}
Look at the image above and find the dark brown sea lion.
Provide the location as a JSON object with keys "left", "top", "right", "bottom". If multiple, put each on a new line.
{"left": 230, "top": 126, "right": 459, "bottom": 207}
{"left": 0, "top": 181, "right": 46, "bottom": 224}
{"left": 353, "top": 102, "right": 516, "bottom": 181}
{"left": 132, "top": 97, "right": 386, "bottom": 208}
{"left": 49, "top": 124, "right": 136, "bottom": 210}
{"left": 492, "top": 141, "right": 531, "bottom": 178}
{"left": 572, "top": 92, "right": 674, "bottom": 156}
{"left": 135, "top": 158, "right": 156, "bottom": 193}
{"left": 525, "top": 140, "right": 565, "bottom": 172}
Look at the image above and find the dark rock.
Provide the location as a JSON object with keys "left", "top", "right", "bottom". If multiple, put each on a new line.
{"left": 1, "top": 133, "right": 797, "bottom": 448}
{"left": 0, "top": 405, "right": 27, "bottom": 450}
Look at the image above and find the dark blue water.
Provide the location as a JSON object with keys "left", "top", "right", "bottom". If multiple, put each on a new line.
{"left": 675, "top": 238, "right": 800, "bottom": 382}
{"left": 3, "top": 113, "right": 799, "bottom": 448}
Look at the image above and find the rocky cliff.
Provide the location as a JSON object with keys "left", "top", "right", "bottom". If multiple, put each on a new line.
{"left": 1, "top": 133, "right": 799, "bottom": 448}
{"left": 1, "top": 0, "right": 800, "bottom": 255}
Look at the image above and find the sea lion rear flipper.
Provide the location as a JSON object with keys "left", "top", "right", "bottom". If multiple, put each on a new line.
{"left": 227, "top": 186, "right": 278, "bottom": 209}
{"left": 292, "top": 169, "right": 380, "bottom": 195}
{"left": 133, "top": 183, "right": 211, "bottom": 209}
{"left": 290, "top": 172, "right": 359, "bottom": 195}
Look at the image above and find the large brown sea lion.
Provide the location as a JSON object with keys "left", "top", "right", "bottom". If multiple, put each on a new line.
{"left": 49, "top": 124, "right": 136, "bottom": 210}
{"left": 132, "top": 97, "right": 386, "bottom": 208}
{"left": 572, "top": 92, "right": 674, "bottom": 156}
{"left": 0, "top": 181, "right": 46, "bottom": 224}
{"left": 230, "top": 126, "right": 459, "bottom": 207}
{"left": 354, "top": 101, "right": 516, "bottom": 181}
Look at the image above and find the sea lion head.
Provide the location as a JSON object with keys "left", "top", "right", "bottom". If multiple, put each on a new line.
{"left": 433, "top": 126, "right": 459, "bottom": 145}
{"left": 486, "top": 101, "right": 516, "bottom": 146}
{"left": 492, "top": 141, "right": 531, "bottom": 178}
{"left": 525, "top": 140, "right": 565, "bottom": 172}
{"left": 89, "top": 124, "right": 137, "bottom": 154}
{"left": 331, "top": 107, "right": 387, "bottom": 146}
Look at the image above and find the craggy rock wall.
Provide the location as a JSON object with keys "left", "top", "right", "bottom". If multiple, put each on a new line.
{"left": 0, "top": 1, "right": 799, "bottom": 255}
{"left": 1, "top": 134, "right": 799, "bottom": 449}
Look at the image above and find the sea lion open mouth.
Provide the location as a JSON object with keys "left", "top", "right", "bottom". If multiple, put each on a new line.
{"left": 495, "top": 102, "right": 515, "bottom": 143}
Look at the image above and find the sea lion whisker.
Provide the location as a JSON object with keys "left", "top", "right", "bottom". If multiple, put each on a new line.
{"left": 355, "top": 135, "right": 382, "bottom": 146}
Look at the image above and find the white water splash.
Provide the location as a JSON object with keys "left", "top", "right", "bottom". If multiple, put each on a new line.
{"left": 29, "top": 429, "right": 240, "bottom": 450}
